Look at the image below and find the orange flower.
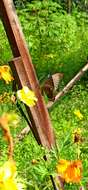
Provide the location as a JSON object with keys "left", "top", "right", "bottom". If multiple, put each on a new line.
{"left": 57, "top": 159, "right": 82, "bottom": 183}
{"left": 0, "top": 113, "right": 19, "bottom": 128}
{"left": 0, "top": 114, "right": 9, "bottom": 127}
{"left": 57, "top": 159, "right": 70, "bottom": 175}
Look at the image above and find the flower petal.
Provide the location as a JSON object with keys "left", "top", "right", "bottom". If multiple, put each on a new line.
{"left": 0, "top": 65, "right": 14, "bottom": 84}
{"left": 17, "top": 86, "right": 37, "bottom": 107}
{"left": 74, "top": 109, "right": 83, "bottom": 120}
{"left": 57, "top": 159, "right": 82, "bottom": 183}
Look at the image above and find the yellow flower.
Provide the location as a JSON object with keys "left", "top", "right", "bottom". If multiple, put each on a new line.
{"left": 74, "top": 109, "right": 83, "bottom": 120}
{"left": 57, "top": 159, "right": 82, "bottom": 183}
{"left": 17, "top": 86, "right": 37, "bottom": 107}
{"left": 0, "top": 65, "right": 14, "bottom": 84}
{"left": 0, "top": 159, "right": 19, "bottom": 190}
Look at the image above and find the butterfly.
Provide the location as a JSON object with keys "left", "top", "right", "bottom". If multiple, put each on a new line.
{"left": 41, "top": 73, "right": 64, "bottom": 101}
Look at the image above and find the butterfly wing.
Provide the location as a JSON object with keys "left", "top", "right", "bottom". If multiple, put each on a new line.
{"left": 41, "top": 77, "right": 54, "bottom": 100}
{"left": 52, "top": 73, "right": 63, "bottom": 91}
{"left": 41, "top": 73, "right": 63, "bottom": 101}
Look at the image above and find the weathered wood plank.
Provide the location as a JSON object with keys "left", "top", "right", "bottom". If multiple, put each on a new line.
{"left": 0, "top": 0, "right": 55, "bottom": 149}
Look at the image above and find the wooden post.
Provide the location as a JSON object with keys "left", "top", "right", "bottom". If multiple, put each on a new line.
{"left": 0, "top": 0, "right": 55, "bottom": 149}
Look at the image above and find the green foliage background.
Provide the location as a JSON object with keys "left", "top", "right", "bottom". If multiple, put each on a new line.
{"left": 0, "top": 0, "right": 88, "bottom": 189}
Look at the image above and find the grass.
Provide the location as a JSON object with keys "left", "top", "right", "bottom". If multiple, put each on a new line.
{"left": 0, "top": 1, "right": 88, "bottom": 189}
{"left": 0, "top": 80, "right": 88, "bottom": 190}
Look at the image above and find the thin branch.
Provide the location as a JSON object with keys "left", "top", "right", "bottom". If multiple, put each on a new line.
{"left": 50, "top": 175, "right": 60, "bottom": 190}
{"left": 15, "top": 126, "right": 30, "bottom": 142}
{"left": 47, "top": 63, "right": 88, "bottom": 109}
